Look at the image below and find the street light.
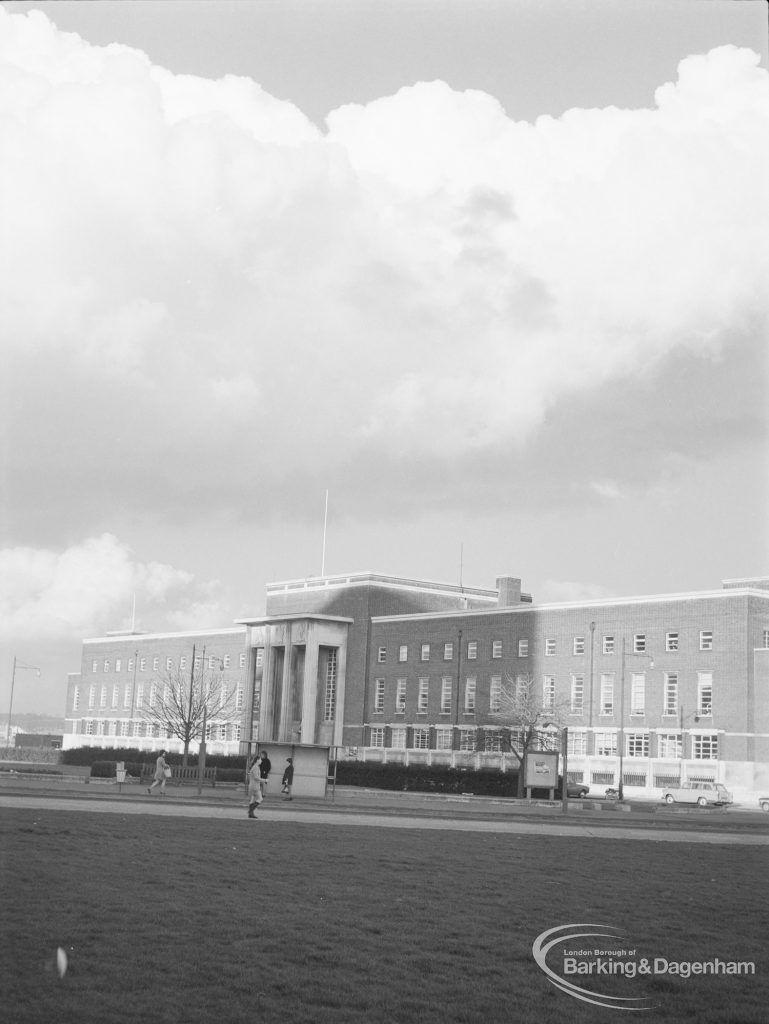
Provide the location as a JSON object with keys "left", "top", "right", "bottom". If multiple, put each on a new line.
{"left": 6, "top": 657, "right": 41, "bottom": 750}
{"left": 617, "top": 638, "right": 654, "bottom": 801}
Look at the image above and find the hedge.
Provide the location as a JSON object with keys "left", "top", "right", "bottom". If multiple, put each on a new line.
{"left": 332, "top": 761, "right": 520, "bottom": 797}
{"left": 62, "top": 747, "right": 248, "bottom": 770}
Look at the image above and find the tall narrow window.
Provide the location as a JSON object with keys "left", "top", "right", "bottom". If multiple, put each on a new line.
{"left": 666, "top": 632, "right": 679, "bottom": 652}
{"left": 467, "top": 642, "right": 478, "bottom": 660}
{"left": 491, "top": 640, "right": 502, "bottom": 659}
{"left": 518, "top": 638, "right": 529, "bottom": 657}
{"left": 417, "top": 678, "right": 429, "bottom": 713}
{"left": 630, "top": 673, "right": 645, "bottom": 715}
{"left": 567, "top": 731, "right": 587, "bottom": 757}
{"left": 398, "top": 645, "right": 408, "bottom": 662}
{"left": 123, "top": 685, "right": 131, "bottom": 709}
{"left": 395, "top": 679, "right": 407, "bottom": 713}
{"left": 373, "top": 678, "right": 385, "bottom": 714}
{"left": 633, "top": 634, "right": 646, "bottom": 654}
{"left": 545, "top": 639, "right": 556, "bottom": 656}
{"left": 440, "top": 677, "right": 452, "bottom": 714}
{"left": 570, "top": 675, "right": 584, "bottom": 714}
{"left": 443, "top": 643, "right": 454, "bottom": 661}
{"left": 603, "top": 636, "right": 615, "bottom": 655}
{"left": 136, "top": 683, "right": 144, "bottom": 709}
{"left": 464, "top": 677, "right": 476, "bottom": 713}
{"left": 324, "top": 650, "right": 338, "bottom": 721}
{"left": 573, "top": 636, "right": 585, "bottom": 655}
{"left": 697, "top": 672, "right": 713, "bottom": 716}
{"left": 73, "top": 687, "right": 80, "bottom": 711}
{"left": 542, "top": 676, "right": 555, "bottom": 710}
{"left": 600, "top": 674, "right": 614, "bottom": 715}
{"left": 699, "top": 630, "right": 713, "bottom": 651}
{"left": 489, "top": 676, "right": 502, "bottom": 714}
{"left": 663, "top": 674, "right": 678, "bottom": 716}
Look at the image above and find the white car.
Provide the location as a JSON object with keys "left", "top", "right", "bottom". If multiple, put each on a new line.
{"left": 661, "top": 781, "right": 732, "bottom": 807}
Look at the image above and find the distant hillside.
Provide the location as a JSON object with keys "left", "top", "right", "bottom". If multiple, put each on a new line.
{"left": 1, "top": 712, "right": 66, "bottom": 733}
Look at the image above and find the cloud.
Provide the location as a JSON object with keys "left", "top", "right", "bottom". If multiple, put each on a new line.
{"left": 1, "top": 8, "right": 767, "bottom": 537}
{"left": 0, "top": 534, "right": 228, "bottom": 639}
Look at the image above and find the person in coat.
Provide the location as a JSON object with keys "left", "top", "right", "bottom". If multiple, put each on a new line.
{"left": 281, "top": 757, "right": 294, "bottom": 800}
{"left": 247, "top": 754, "right": 263, "bottom": 818}
{"left": 148, "top": 750, "right": 169, "bottom": 796}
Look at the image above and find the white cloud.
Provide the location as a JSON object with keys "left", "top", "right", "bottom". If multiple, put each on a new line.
{"left": 0, "top": 534, "right": 227, "bottom": 639}
{"left": 1, "top": 9, "right": 767, "bottom": 504}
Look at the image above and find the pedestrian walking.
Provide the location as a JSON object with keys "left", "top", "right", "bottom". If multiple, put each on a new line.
{"left": 148, "top": 750, "right": 170, "bottom": 796}
{"left": 247, "top": 754, "right": 263, "bottom": 818}
{"left": 259, "top": 750, "right": 272, "bottom": 795}
{"left": 281, "top": 757, "right": 294, "bottom": 800}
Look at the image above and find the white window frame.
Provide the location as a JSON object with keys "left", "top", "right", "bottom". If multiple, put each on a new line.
{"left": 657, "top": 733, "right": 682, "bottom": 759}
{"left": 489, "top": 676, "right": 502, "bottom": 714}
{"left": 633, "top": 634, "right": 646, "bottom": 654}
{"left": 699, "top": 630, "right": 713, "bottom": 651}
{"left": 692, "top": 733, "right": 718, "bottom": 760}
{"left": 440, "top": 677, "right": 452, "bottom": 714}
{"left": 377, "top": 647, "right": 387, "bottom": 664}
{"left": 599, "top": 673, "right": 614, "bottom": 716}
{"left": 467, "top": 641, "right": 478, "bottom": 660}
{"left": 417, "top": 678, "right": 429, "bottom": 714}
{"left": 395, "top": 679, "right": 407, "bottom": 714}
{"left": 666, "top": 632, "right": 679, "bottom": 652}
{"left": 626, "top": 732, "right": 649, "bottom": 758}
{"left": 697, "top": 673, "right": 713, "bottom": 716}
{"left": 420, "top": 644, "right": 430, "bottom": 662}
{"left": 663, "top": 673, "right": 678, "bottom": 716}
{"left": 436, "top": 728, "right": 453, "bottom": 751}
{"left": 370, "top": 727, "right": 385, "bottom": 748}
{"left": 398, "top": 645, "right": 408, "bottom": 662}
{"left": 595, "top": 731, "right": 617, "bottom": 757}
{"left": 412, "top": 728, "right": 430, "bottom": 750}
{"left": 491, "top": 640, "right": 502, "bottom": 659}
{"left": 443, "top": 643, "right": 453, "bottom": 661}
{"left": 630, "top": 673, "right": 645, "bottom": 716}
{"left": 464, "top": 677, "right": 476, "bottom": 713}
{"left": 570, "top": 675, "right": 584, "bottom": 714}
{"left": 518, "top": 638, "right": 529, "bottom": 658}
{"left": 542, "top": 675, "right": 555, "bottom": 711}
{"left": 603, "top": 635, "right": 615, "bottom": 655}
{"left": 373, "top": 679, "right": 385, "bottom": 714}
{"left": 545, "top": 638, "right": 556, "bottom": 657}
{"left": 573, "top": 636, "right": 585, "bottom": 656}
{"left": 391, "top": 728, "right": 407, "bottom": 750}
{"left": 567, "top": 730, "right": 587, "bottom": 757}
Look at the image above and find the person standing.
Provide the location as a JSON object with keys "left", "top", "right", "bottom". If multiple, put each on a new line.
{"left": 247, "top": 754, "right": 263, "bottom": 818}
{"left": 281, "top": 757, "right": 294, "bottom": 800}
{"left": 148, "top": 750, "right": 169, "bottom": 796}
{"left": 259, "top": 750, "right": 272, "bottom": 801}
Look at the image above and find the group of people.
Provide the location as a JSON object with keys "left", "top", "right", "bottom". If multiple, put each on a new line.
{"left": 247, "top": 751, "right": 294, "bottom": 818}
{"left": 145, "top": 748, "right": 295, "bottom": 812}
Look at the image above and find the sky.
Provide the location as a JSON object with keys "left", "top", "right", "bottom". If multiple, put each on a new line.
{"left": 1, "top": 0, "right": 767, "bottom": 714}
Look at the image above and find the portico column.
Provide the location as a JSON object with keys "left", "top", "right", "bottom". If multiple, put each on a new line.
{"left": 302, "top": 623, "right": 320, "bottom": 744}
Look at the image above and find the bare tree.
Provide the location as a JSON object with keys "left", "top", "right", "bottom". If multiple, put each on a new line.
{"left": 140, "top": 660, "right": 240, "bottom": 763}
{"left": 496, "top": 674, "right": 568, "bottom": 796}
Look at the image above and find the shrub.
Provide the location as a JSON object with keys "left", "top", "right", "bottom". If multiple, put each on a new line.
{"left": 90, "top": 761, "right": 117, "bottom": 779}
{"left": 332, "top": 761, "right": 519, "bottom": 797}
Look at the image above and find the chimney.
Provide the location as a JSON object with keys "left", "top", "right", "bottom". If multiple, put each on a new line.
{"left": 496, "top": 576, "right": 522, "bottom": 607}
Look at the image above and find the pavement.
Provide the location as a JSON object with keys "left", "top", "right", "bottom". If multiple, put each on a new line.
{"left": 1, "top": 776, "right": 768, "bottom": 844}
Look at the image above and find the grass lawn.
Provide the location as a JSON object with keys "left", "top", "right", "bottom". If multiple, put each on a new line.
{"left": 0, "top": 806, "right": 766, "bottom": 1024}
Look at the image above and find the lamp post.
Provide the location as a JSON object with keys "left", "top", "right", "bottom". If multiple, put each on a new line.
{"left": 6, "top": 657, "right": 41, "bottom": 751}
{"left": 197, "top": 652, "right": 224, "bottom": 796}
{"left": 617, "top": 638, "right": 654, "bottom": 802}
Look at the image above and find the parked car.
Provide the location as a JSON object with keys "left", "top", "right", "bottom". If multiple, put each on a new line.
{"left": 567, "top": 782, "right": 590, "bottom": 798}
{"left": 661, "top": 781, "right": 732, "bottom": 807}
{"left": 759, "top": 797, "right": 769, "bottom": 812}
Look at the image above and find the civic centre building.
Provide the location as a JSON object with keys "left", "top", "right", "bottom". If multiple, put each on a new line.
{"left": 63, "top": 571, "right": 769, "bottom": 801}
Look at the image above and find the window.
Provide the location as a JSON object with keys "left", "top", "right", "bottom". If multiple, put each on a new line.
{"left": 570, "top": 675, "right": 584, "bottom": 714}
{"left": 85, "top": 720, "right": 94, "bottom": 735}
{"left": 489, "top": 676, "right": 502, "bottom": 714}
{"left": 693, "top": 734, "right": 718, "bottom": 759}
{"left": 234, "top": 686, "right": 243, "bottom": 711}
{"left": 100, "top": 686, "right": 107, "bottom": 708}
{"left": 112, "top": 686, "right": 119, "bottom": 708}
{"left": 567, "top": 731, "right": 587, "bottom": 757}
{"left": 763, "top": 630, "right": 769, "bottom": 649}
{"left": 223, "top": 655, "right": 231, "bottom": 668}
{"left": 123, "top": 685, "right": 131, "bottom": 709}
{"left": 440, "top": 677, "right": 452, "bottom": 714}
{"left": 545, "top": 638, "right": 556, "bottom": 656}
{"left": 634, "top": 634, "right": 646, "bottom": 654}
{"left": 464, "top": 677, "right": 476, "bottom": 713}
{"left": 467, "top": 641, "right": 478, "bottom": 660}
{"left": 484, "top": 730, "right": 503, "bottom": 753}
{"left": 459, "top": 729, "right": 475, "bottom": 752}
{"left": 120, "top": 720, "right": 130, "bottom": 737}
{"left": 518, "top": 638, "right": 529, "bottom": 657}
{"left": 658, "top": 733, "right": 682, "bottom": 758}
{"left": 595, "top": 732, "right": 617, "bottom": 757}
{"left": 103, "top": 659, "right": 110, "bottom": 673}
{"left": 434, "top": 728, "right": 452, "bottom": 751}
{"left": 324, "top": 650, "right": 337, "bottom": 722}
{"left": 443, "top": 642, "right": 453, "bottom": 661}
{"left": 239, "top": 653, "right": 246, "bottom": 669}
{"left": 700, "top": 630, "right": 713, "bottom": 651}
{"left": 398, "top": 645, "right": 408, "bottom": 662}
{"left": 370, "top": 727, "right": 385, "bottom": 748}
{"left": 152, "top": 657, "right": 159, "bottom": 671}
{"left": 573, "top": 636, "right": 585, "bottom": 656}
{"left": 630, "top": 673, "right": 645, "bottom": 716}
{"left": 136, "top": 683, "right": 144, "bottom": 709}
{"left": 233, "top": 723, "right": 242, "bottom": 742}
{"left": 180, "top": 657, "right": 187, "bottom": 670}
{"left": 603, "top": 636, "right": 615, "bottom": 655}
{"left": 666, "top": 632, "right": 679, "bottom": 652}
{"left": 149, "top": 683, "right": 157, "bottom": 709}
{"left": 420, "top": 644, "right": 430, "bottom": 662}
{"left": 697, "top": 673, "right": 713, "bottom": 716}
{"left": 542, "top": 675, "right": 555, "bottom": 711}
{"left": 600, "top": 674, "right": 614, "bottom": 715}
{"left": 377, "top": 647, "right": 387, "bottom": 663}
{"left": 626, "top": 732, "right": 649, "bottom": 757}
{"left": 88, "top": 686, "right": 96, "bottom": 708}
{"left": 255, "top": 649, "right": 264, "bottom": 668}
{"left": 115, "top": 659, "right": 122, "bottom": 673}
{"left": 412, "top": 728, "right": 430, "bottom": 750}
{"left": 73, "top": 687, "right": 80, "bottom": 711}
{"left": 91, "top": 660, "right": 98, "bottom": 673}
{"left": 417, "top": 678, "right": 429, "bottom": 713}
{"left": 374, "top": 679, "right": 385, "bottom": 713}
{"left": 395, "top": 679, "right": 407, "bottom": 714}
{"left": 127, "top": 658, "right": 134, "bottom": 673}
{"left": 166, "top": 658, "right": 173, "bottom": 670}
{"left": 391, "top": 728, "right": 407, "bottom": 749}
{"left": 663, "top": 674, "right": 678, "bottom": 716}
{"left": 491, "top": 640, "right": 502, "bottom": 659}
